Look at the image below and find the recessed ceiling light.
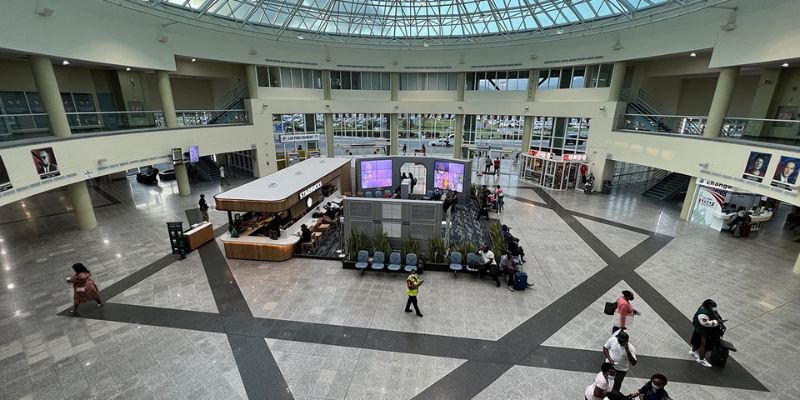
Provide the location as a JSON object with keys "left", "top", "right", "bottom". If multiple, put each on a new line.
{"left": 781, "top": 62, "right": 789, "bottom": 67}
{"left": 191, "top": 58, "right": 196, "bottom": 62}
{"left": 62, "top": 60, "right": 70, "bottom": 65}
{"left": 556, "top": 29, "right": 564, "bottom": 35}
{"left": 690, "top": 52, "right": 696, "bottom": 57}
{"left": 125, "top": 67, "right": 131, "bottom": 71}
{"left": 423, "top": 42, "right": 430, "bottom": 47}
{"left": 297, "top": 34, "right": 304, "bottom": 40}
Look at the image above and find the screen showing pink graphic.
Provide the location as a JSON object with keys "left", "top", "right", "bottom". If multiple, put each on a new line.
{"left": 433, "top": 161, "right": 464, "bottom": 192}
{"left": 360, "top": 159, "right": 393, "bottom": 189}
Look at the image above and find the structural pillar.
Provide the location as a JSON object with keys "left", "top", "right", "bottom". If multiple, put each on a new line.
{"left": 245, "top": 65, "right": 259, "bottom": 99}
{"left": 745, "top": 68, "right": 782, "bottom": 137}
{"left": 390, "top": 72, "right": 399, "bottom": 155}
{"left": 66, "top": 181, "right": 98, "bottom": 230}
{"left": 174, "top": 163, "right": 191, "bottom": 196}
{"left": 322, "top": 70, "right": 332, "bottom": 100}
{"left": 454, "top": 115, "right": 464, "bottom": 159}
{"left": 30, "top": 55, "right": 71, "bottom": 137}
{"left": 679, "top": 177, "right": 698, "bottom": 221}
{"left": 521, "top": 116, "right": 533, "bottom": 154}
{"left": 703, "top": 67, "right": 740, "bottom": 138}
{"left": 324, "top": 113, "right": 334, "bottom": 157}
{"left": 156, "top": 70, "right": 178, "bottom": 128}
{"left": 608, "top": 61, "right": 627, "bottom": 102}
{"left": 527, "top": 68, "right": 538, "bottom": 102}
{"left": 30, "top": 55, "right": 98, "bottom": 230}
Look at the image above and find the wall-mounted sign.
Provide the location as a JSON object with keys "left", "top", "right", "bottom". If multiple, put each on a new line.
{"left": 697, "top": 178, "right": 736, "bottom": 191}
{"left": 281, "top": 133, "right": 320, "bottom": 143}
{"left": 189, "top": 145, "right": 199, "bottom": 163}
{"left": 532, "top": 150, "right": 554, "bottom": 159}
{"left": 299, "top": 181, "right": 322, "bottom": 200}
{"left": 0, "top": 156, "right": 12, "bottom": 192}
{"left": 742, "top": 151, "right": 771, "bottom": 183}
{"left": 690, "top": 185, "right": 726, "bottom": 230}
{"left": 770, "top": 156, "right": 800, "bottom": 191}
{"left": 31, "top": 147, "right": 60, "bottom": 179}
{"left": 171, "top": 148, "right": 183, "bottom": 165}
{"left": 562, "top": 154, "right": 587, "bottom": 161}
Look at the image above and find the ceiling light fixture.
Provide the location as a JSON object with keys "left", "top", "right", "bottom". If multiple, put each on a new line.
{"left": 125, "top": 67, "right": 131, "bottom": 71}
{"left": 297, "top": 34, "right": 304, "bottom": 40}
{"left": 191, "top": 58, "right": 196, "bottom": 62}
{"left": 423, "top": 42, "right": 430, "bottom": 47}
{"left": 62, "top": 60, "right": 70, "bottom": 65}
{"left": 782, "top": 62, "right": 789, "bottom": 67}
{"left": 556, "top": 29, "right": 564, "bottom": 35}
{"left": 690, "top": 52, "right": 697, "bottom": 57}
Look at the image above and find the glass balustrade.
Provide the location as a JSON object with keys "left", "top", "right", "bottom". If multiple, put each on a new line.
{"left": 618, "top": 114, "right": 706, "bottom": 135}
{"left": 0, "top": 109, "right": 249, "bottom": 142}
{"left": 720, "top": 117, "right": 800, "bottom": 146}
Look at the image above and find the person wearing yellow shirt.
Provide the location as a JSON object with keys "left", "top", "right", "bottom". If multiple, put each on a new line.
{"left": 405, "top": 268, "right": 424, "bottom": 317}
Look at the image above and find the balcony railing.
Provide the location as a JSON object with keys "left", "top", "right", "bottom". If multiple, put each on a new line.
{"left": 618, "top": 114, "right": 706, "bottom": 136}
{"left": 0, "top": 109, "right": 249, "bottom": 142}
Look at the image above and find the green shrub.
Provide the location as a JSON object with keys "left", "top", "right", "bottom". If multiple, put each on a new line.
{"left": 346, "top": 229, "right": 371, "bottom": 261}
{"left": 402, "top": 239, "right": 420, "bottom": 259}
{"left": 488, "top": 221, "right": 507, "bottom": 258}
{"left": 427, "top": 237, "right": 447, "bottom": 263}
{"left": 373, "top": 232, "right": 392, "bottom": 256}
{"left": 452, "top": 241, "right": 477, "bottom": 257}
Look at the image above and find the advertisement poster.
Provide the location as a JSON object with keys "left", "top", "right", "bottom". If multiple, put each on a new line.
{"left": 742, "top": 151, "right": 771, "bottom": 183}
{"left": 0, "top": 155, "right": 12, "bottom": 192}
{"left": 770, "top": 156, "right": 800, "bottom": 191}
{"left": 690, "top": 185, "right": 726, "bottom": 230}
{"left": 31, "top": 147, "right": 60, "bottom": 179}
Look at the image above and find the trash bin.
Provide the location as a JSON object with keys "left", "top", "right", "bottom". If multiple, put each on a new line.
{"left": 602, "top": 180, "right": 612, "bottom": 194}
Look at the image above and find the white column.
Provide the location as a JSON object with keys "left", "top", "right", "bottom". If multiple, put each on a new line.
{"left": 157, "top": 70, "right": 178, "bottom": 128}
{"left": 608, "top": 62, "right": 627, "bottom": 102}
{"left": 704, "top": 67, "right": 739, "bottom": 138}
{"left": 29, "top": 56, "right": 71, "bottom": 137}
{"left": 679, "top": 177, "right": 698, "bottom": 221}
{"left": 245, "top": 65, "right": 259, "bottom": 99}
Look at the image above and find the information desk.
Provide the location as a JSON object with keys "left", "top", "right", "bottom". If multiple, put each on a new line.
{"left": 215, "top": 158, "right": 352, "bottom": 262}
{"left": 184, "top": 222, "right": 214, "bottom": 250}
{"left": 711, "top": 211, "right": 773, "bottom": 232}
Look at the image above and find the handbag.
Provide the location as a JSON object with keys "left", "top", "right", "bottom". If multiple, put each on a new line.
{"left": 603, "top": 301, "right": 617, "bottom": 315}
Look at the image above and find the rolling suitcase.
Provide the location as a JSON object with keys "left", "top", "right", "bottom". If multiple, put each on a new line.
{"left": 709, "top": 346, "right": 729, "bottom": 368}
{"left": 513, "top": 271, "right": 528, "bottom": 291}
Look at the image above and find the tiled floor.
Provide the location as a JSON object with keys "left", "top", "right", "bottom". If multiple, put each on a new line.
{"left": 1, "top": 164, "right": 799, "bottom": 399}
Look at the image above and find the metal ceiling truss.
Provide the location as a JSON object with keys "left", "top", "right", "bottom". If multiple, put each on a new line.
{"left": 120, "top": 0, "right": 730, "bottom": 47}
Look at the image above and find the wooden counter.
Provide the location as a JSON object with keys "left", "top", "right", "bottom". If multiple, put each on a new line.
{"left": 184, "top": 222, "right": 214, "bottom": 250}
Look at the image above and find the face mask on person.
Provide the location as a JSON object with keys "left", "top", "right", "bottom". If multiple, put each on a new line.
{"left": 652, "top": 384, "right": 662, "bottom": 390}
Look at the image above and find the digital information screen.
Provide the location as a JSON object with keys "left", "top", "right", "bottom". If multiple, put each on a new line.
{"left": 360, "top": 159, "right": 393, "bottom": 189}
{"left": 433, "top": 161, "right": 464, "bottom": 192}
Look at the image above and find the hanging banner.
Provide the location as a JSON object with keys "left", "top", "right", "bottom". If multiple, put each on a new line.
{"left": 690, "top": 185, "right": 726, "bottom": 230}
{"left": 770, "top": 156, "right": 800, "bottom": 191}
{"left": 742, "top": 151, "right": 771, "bottom": 183}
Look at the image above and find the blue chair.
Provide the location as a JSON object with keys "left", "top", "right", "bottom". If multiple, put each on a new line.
{"left": 404, "top": 253, "right": 418, "bottom": 273}
{"left": 383, "top": 189, "right": 392, "bottom": 198}
{"left": 355, "top": 250, "right": 369, "bottom": 274}
{"left": 449, "top": 251, "right": 463, "bottom": 276}
{"left": 365, "top": 191, "right": 373, "bottom": 198}
{"left": 387, "top": 252, "right": 402, "bottom": 272}
{"left": 371, "top": 251, "right": 385, "bottom": 271}
{"left": 422, "top": 190, "right": 433, "bottom": 200}
{"left": 465, "top": 253, "right": 480, "bottom": 274}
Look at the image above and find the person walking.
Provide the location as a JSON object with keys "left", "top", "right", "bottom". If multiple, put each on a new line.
{"left": 405, "top": 268, "right": 424, "bottom": 317}
{"left": 493, "top": 157, "right": 501, "bottom": 175}
{"left": 66, "top": 263, "right": 102, "bottom": 314}
{"left": 584, "top": 362, "right": 614, "bottom": 400}
{"left": 602, "top": 330, "right": 637, "bottom": 392}
{"left": 612, "top": 290, "right": 639, "bottom": 333}
{"left": 199, "top": 194, "right": 210, "bottom": 222}
{"left": 690, "top": 299, "right": 721, "bottom": 368}
{"left": 408, "top": 173, "right": 417, "bottom": 194}
{"left": 628, "top": 374, "right": 671, "bottom": 400}
{"left": 402, "top": 143, "right": 407, "bottom": 155}
{"left": 421, "top": 144, "right": 427, "bottom": 156}
{"left": 494, "top": 185, "right": 504, "bottom": 212}
{"left": 484, "top": 155, "right": 492, "bottom": 174}
{"left": 219, "top": 166, "right": 229, "bottom": 186}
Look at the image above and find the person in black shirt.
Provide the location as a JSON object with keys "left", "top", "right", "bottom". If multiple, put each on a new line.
{"left": 628, "top": 374, "right": 670, "bottom": 400}
{"left": 198, "top": 194, "right": 209, "bottom": 222}
{"left": 299, "top": 224, "right": 312, "bottom": 243}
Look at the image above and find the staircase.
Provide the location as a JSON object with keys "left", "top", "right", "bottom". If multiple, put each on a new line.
{"left": 209, "top": 85, "right": 248, "bottom": 125}
{"left": 621, "top": 88, "right": 703, "bottom": 135}
{"left": 194, "top": 157, "right": 220, "bottom": 182}
{"left": 642, "top": 173, "right": 691, "bottom": 200}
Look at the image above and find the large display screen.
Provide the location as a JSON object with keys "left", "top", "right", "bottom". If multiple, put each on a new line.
{"left": 434, "top": 161, "right": 465, "bottom": 192}
{"left": 360, "top": 159, "right": 393, "bottom": 189}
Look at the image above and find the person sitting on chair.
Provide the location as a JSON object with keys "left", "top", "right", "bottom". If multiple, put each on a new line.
{"left": 298, "top": 224, "right": 312, "bottom": 243}
{"left": 477, "top": 245, "right": 501, "bottom": 287}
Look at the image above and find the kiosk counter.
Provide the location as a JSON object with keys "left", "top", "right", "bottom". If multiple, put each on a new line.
{"left": 215, "top": 158, "right": 351, "bottom": 261}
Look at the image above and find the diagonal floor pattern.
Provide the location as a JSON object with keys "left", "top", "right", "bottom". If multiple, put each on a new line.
{"left": 574, "top": 216, "right": 650, "bottom": 257}
{"left": 51, "top": 185, "right": 772, "bottom": 400}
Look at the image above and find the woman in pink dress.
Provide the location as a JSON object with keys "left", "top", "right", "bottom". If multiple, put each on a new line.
{"left": 66, "top": 263, "right": 103, "bottom": 314}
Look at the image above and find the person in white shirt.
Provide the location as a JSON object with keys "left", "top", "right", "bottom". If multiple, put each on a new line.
{"left": 584, "top": 362, "right": 613, "bottom": 400}
{"left": 219, "top": 166, "right": 229, "bottom": 186}
{"left": 476, "top": 245, "right": 500, "bottom": 287}
{"left": 602, "top": 330, "right": 637, "bottom": 392}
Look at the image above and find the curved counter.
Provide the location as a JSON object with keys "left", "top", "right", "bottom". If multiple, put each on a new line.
{"left": 711, "top": 211, "right": 773, "bottom": 232}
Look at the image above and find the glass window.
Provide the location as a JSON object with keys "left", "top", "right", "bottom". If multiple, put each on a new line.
{"left": 381, "top": 73, "right": 390, "bottom": 90}
{"left": 427, "top": 73, "right": 438, "bottom": 90}
{"left": 371, "top": 72, "right": 380, "bottom": 90}
{"left": 256, "top": 67, "right": 269, "bottom": 87}
{"left": 596, "top": 64, "right": 613, "bottom": 88}
{"left": 518, "top": 71, "right": 529, "bottom": 91}
{"left": 571, "top": 67, "right": 585, "bottom": 88}
{"left": 313, "top": 70, "right": 322, "bottom": 89}
{"left": 303, "top": 69, "right": 314, "bottom": 88}
{"left": 507, "top": 71, "right": 518, "bottom": 91}
{"left": 352, "top": 72, "right": 362, "bottom": 90}
{"left": 538, "top": 70, "right": 549, "bottom": 90}
{"left": 269, "top": 67, "right": 281, "bottom": 87}
{"left": 586, "top": 65, "right": 599, "bottom": 88}
{"left": 292, "top": 68, "right": 303, "bottom": 88}
{"left": 466, "top": 72, "right": 476, "bottom": 90}
{"left": 330, "top": 71, "right": 342, "bottom": 89}
{"left": 485, "top": 71, "right": 496, "bottom": 90}
{"left": 496, "top": 71, "right": 507, "bottom": 90}
{"left": 342, "top": 71, "right": 352, "bottom": 89}
{"left": 559, "top": 68, "right": 573, "bottom": 89}
{"left": 477, "top": 72, "right": 488, "bottom": 91}
{"left": 547, "top": 69, "right": 560, "bottom": 89}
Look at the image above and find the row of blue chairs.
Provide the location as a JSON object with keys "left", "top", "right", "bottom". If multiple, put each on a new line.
{"left": 363, "top": 190, "right": 392, "bottom": 198}
{"left": 448, "top": 251, "right": 481, "bottom": 276}
{"left": 354, "top": 250, "right": 417, "bottom": 274}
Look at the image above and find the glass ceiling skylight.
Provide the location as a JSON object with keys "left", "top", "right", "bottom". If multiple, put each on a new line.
{"left": 126, "top": 0, "right": 718, "bottom": 44}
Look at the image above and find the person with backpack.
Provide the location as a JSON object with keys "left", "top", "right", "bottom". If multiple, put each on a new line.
{"left": 405, "top": 268, "right": 423, "bottom": 317}
{"left": 199, "top": 194, "right": 210, "bottom": 222}
{"left": 690, "top": 299, "right": 722, "bottom": 368}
